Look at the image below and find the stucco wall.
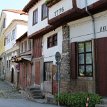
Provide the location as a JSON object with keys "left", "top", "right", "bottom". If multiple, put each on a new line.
{"left": 42, "top": 27, "right": 62, "bottom": 64}
{"left": 49, "top": 0, "right": 73, "bottom": 20}
{"left": 28, "top": 0, "right": 48, "bottom": 36}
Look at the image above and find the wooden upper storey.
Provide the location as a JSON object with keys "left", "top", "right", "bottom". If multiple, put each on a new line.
{"left": 23, "top": 0, "right": 107, "bottom": 38}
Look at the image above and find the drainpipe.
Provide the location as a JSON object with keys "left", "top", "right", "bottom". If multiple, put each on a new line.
{"left": 85, "top": 0, "right": 96, "bottom": 93}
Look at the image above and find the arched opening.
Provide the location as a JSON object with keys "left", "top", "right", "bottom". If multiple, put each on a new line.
{"left": 11, "top": 68, "right": 14, "bottom": 83}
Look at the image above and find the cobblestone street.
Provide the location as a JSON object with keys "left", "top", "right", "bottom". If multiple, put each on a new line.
{"left": 0, "top": 80, "right": 58, "bottom": 107}
{"left": 0, "top": 80, "right": 22, "bottom": 99}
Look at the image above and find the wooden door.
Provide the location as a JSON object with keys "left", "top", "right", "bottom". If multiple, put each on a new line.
{"left": 35, "top": 61, "right": 40, "bottom": 85}
{"left": 44, "top": 62, "right": 53, "bottom": 93}
{"left": 95, "top": 38, "right": 107, "bottom": 96}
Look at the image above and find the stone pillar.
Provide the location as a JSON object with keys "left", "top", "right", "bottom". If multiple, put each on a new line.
{"left": 60, "top": 24, "right": 71, "bottom": 92}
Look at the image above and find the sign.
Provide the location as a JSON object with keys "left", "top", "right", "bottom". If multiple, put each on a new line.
{"left": 54, "top": 7, "right": 64, "bottom": 17}
{"left": 55, "top": 52, "right": 61, "bottom": 62}
{"left": 100, "top": 26, "right": 107, "bottom": 32}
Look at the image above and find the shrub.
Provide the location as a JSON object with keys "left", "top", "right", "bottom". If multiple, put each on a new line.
{"left": 55, "top": 92, "right": 101, "bottom": 107}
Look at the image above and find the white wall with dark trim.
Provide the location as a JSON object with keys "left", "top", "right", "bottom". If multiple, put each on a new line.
{"left": 42, "top": 27, "right": 62, "bottom": 64}
{"left": 28, "top": 0, "right": 48, "bottom": 36}
{"left": 68, "top": 10, "right": 107, "bottom": 43}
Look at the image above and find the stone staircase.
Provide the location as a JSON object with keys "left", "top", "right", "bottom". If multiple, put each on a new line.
{"left": 29, "top": 87, "right": 44, "bottom": 99}
{"left": 96, "top": 99, "right": 107, "bottom": 107}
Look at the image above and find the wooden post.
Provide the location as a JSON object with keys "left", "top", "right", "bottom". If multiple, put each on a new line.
{"left": 86, "top": 97, "right": 90, "bottom": 107}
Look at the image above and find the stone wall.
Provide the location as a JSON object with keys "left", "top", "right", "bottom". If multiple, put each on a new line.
{"left": 60, "top": 24, "right": 71, "bottom": 92}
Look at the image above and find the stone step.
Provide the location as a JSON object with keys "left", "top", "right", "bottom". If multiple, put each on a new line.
{"left": 95, "top": 104, "right": 107, "bottom": 107}
{"left": 32, "top": 92, "right": 42, "bottom": 96}
{"left": 101, "top": 99, "right": 107, "bottom": 104}
{"left": 33, "top": 95, "right": 44, "bottom": 99}
{"left": 30, "top": 87, "right": 40, "bottom": 91}
{"left": 30, "top": 90, "right": 41, "bottom": 93}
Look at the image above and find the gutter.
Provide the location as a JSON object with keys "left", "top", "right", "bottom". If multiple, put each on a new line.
{"left": 85, "top": 0, "right": 96, "bottom": 92}
{"left": 85, "top": 0, "right": 96, "bottom": 39}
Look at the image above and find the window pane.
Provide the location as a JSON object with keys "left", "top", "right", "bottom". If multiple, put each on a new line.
{"left": 42, "top": 4, "right": 48, "bottom": 20}
{"left": 86, "top": 42, "right": 91, "bottom": 52}
{"left": 79, "top": 54, "right": 84, "bottom": 64}
{"left": 33, "top": 9, "right": 38, "bottom": 25}
{"left": 78, "top": 43, "right": 84, "bottom": 53}
{"left": 79, "top": 66, "right": 85, "bottom": 76}
{"left": 86, "top": 53, "right": 92, "bottom": 64}
{"left": 86, "top": 65, "right": 92, "bottom": 76}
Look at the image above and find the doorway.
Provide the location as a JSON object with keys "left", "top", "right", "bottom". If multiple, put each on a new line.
{"left": 11, "top": 68, "right": 14, "bottom": 83}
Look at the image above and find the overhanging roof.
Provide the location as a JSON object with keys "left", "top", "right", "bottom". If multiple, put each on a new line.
{"left": 11, "top": 55, "right": 32, "bottom": 63}
{"left": 23, "top": 0, "right": 40, "bottom": 13}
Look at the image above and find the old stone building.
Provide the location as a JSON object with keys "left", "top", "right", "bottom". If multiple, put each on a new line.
{"left": 22, "top": 0, "right": 107, "bottom": 97}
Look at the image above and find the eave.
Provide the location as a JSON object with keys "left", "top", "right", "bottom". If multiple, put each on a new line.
{"left": 46, "top": 0, "right": 61, "bottom": 7}
{"left": 23, "top": 0, "right": 40, "bottom": 13}
{"left": 16, "top": 32, "right": 27, "bottom": 42}
{"left": 29, "top": 25, "right": 54, "bottom": 39}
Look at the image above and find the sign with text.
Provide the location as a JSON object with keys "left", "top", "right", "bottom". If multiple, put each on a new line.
{"left": 100, "top": 26, "right": 107, "bottom": 32}
{"left": 49, "top": 0, "right": 73, "bottom": 20}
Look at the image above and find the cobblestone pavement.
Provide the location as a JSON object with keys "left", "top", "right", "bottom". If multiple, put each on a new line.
{"left": 0, "top": 80, "right": 59, "bottom": 107}
{"left": 0, "top": 80, "right": 22, "bottom": 99}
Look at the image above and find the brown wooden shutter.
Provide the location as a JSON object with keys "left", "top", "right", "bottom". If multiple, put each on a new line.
{"left": 95, "top": 37, "right": 107, "bottom": 96}
{"left": 70, "top": 42, "right": 77, "bottom": 79}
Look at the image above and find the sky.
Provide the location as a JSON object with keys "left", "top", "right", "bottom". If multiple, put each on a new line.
{"left": 0, "top": 0, "right": 29, "bottom": 12}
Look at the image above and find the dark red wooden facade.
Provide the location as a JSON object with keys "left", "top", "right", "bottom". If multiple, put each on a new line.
{"left": 95, "top": 37, "right": 107, "bottom": 96}
{"left": 19, "top": 62, "right": 32, "bottom": 89}
{"left": 71, "top": 42, "right": 77, "bottom": 79}
{"left": 35, "top": 61, "right": 41, "bottom": 85}
{"left": 33, "top": 37, "right": 42, "bottom": 58}
{"left": 33, "top": 37, "right": 42, "bottom": 85}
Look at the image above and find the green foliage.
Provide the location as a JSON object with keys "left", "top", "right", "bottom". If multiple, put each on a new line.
{"left": 55, "top": 92, "right": 101, "bottom": 107}
{"left": 45, "top": 0, "right": 51, "bottom": 5}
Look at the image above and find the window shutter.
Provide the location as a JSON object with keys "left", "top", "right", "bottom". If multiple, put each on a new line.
{"left": 71, "top": 42, "right": 77, "bottom": 79}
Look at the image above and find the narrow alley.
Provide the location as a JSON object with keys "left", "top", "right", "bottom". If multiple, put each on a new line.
{"left": 0, "top": 80, "right": 58, "bottom": 107}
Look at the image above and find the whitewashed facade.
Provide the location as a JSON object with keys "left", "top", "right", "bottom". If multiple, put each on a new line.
{"left": 49, "top": 0, "right": 73, "bottom": 20}
{"left": 4, "top": 19, "right": 27, "bottom": 87}
{"left": 42, "top": 27, "right": 62, "bottom": 64}
{"left": 28, "top": 0, "right": 48, "bottom": 36}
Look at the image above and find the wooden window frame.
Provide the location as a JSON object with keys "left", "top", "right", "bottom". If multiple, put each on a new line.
{"left": 78, "top": 41, "right": 93, "bottom": 77}
{"left": 20, "top": 42, "right": 23, "bottom": 53}
{"left": 47, "top": 33, "right": 57, "bottom": 48}
{"left": 32, "top": 9, "right": 38, "bottom": 25}
{"left": 28, "top": 40, "right": 32, "bottom": 51}
{"left": 3, "top": 18, "right": 6, "bottom": 28}
{"left": 43, "top": 61, "right": 53, "bottom": 81}
{"left": 41, "top": 3, "right": 48, "bottom": 21}
{"left": 11, "top": 28, "right": 16, "bottom": 40}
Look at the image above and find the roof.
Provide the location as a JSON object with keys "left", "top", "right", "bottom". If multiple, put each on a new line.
{"left": 16, "top": 32, "right": 27, "bottom": 42}
{"left": 2, "top": 9, "right": 27, "bottom": 15}
{"left": 23, "top": 0, "right": 40, "bottom": 12}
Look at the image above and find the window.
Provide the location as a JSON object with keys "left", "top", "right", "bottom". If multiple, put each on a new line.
{"left": 24, "top": 41, "right": 27, "bottom": 52}
{"left": 42, "top": 3, "right": 48, "bottom": 20}
{"left": 7, "top": 60, "right": 8, "bottom": 68}
{"left": 6, "top": 33, "right": 11, "bottom": 44}
{"left": 20, "top": 42, "right": 23, "bottom": 53}
{"left": 78, "top": 41, "right": 93, "bottom": 77}
{"left": 3, "top": 18, "right": 6, "bottom": 28}
{"left": 47, "top": 34, "right": 57, "bottom": 48}
{"left": 33, "top": 9, "right": 38, "bottom": 25}
{"left": 11, "top": 28, "right": 16, "bottom": 40}
{"left": 44, "top": 62, "right": 53, "bottom": 81}
{"left": 28, "top": 40, "right": 32, "bottom": 51}
{"left": 9, "top": 60, "right": 10, "bottom": 69}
